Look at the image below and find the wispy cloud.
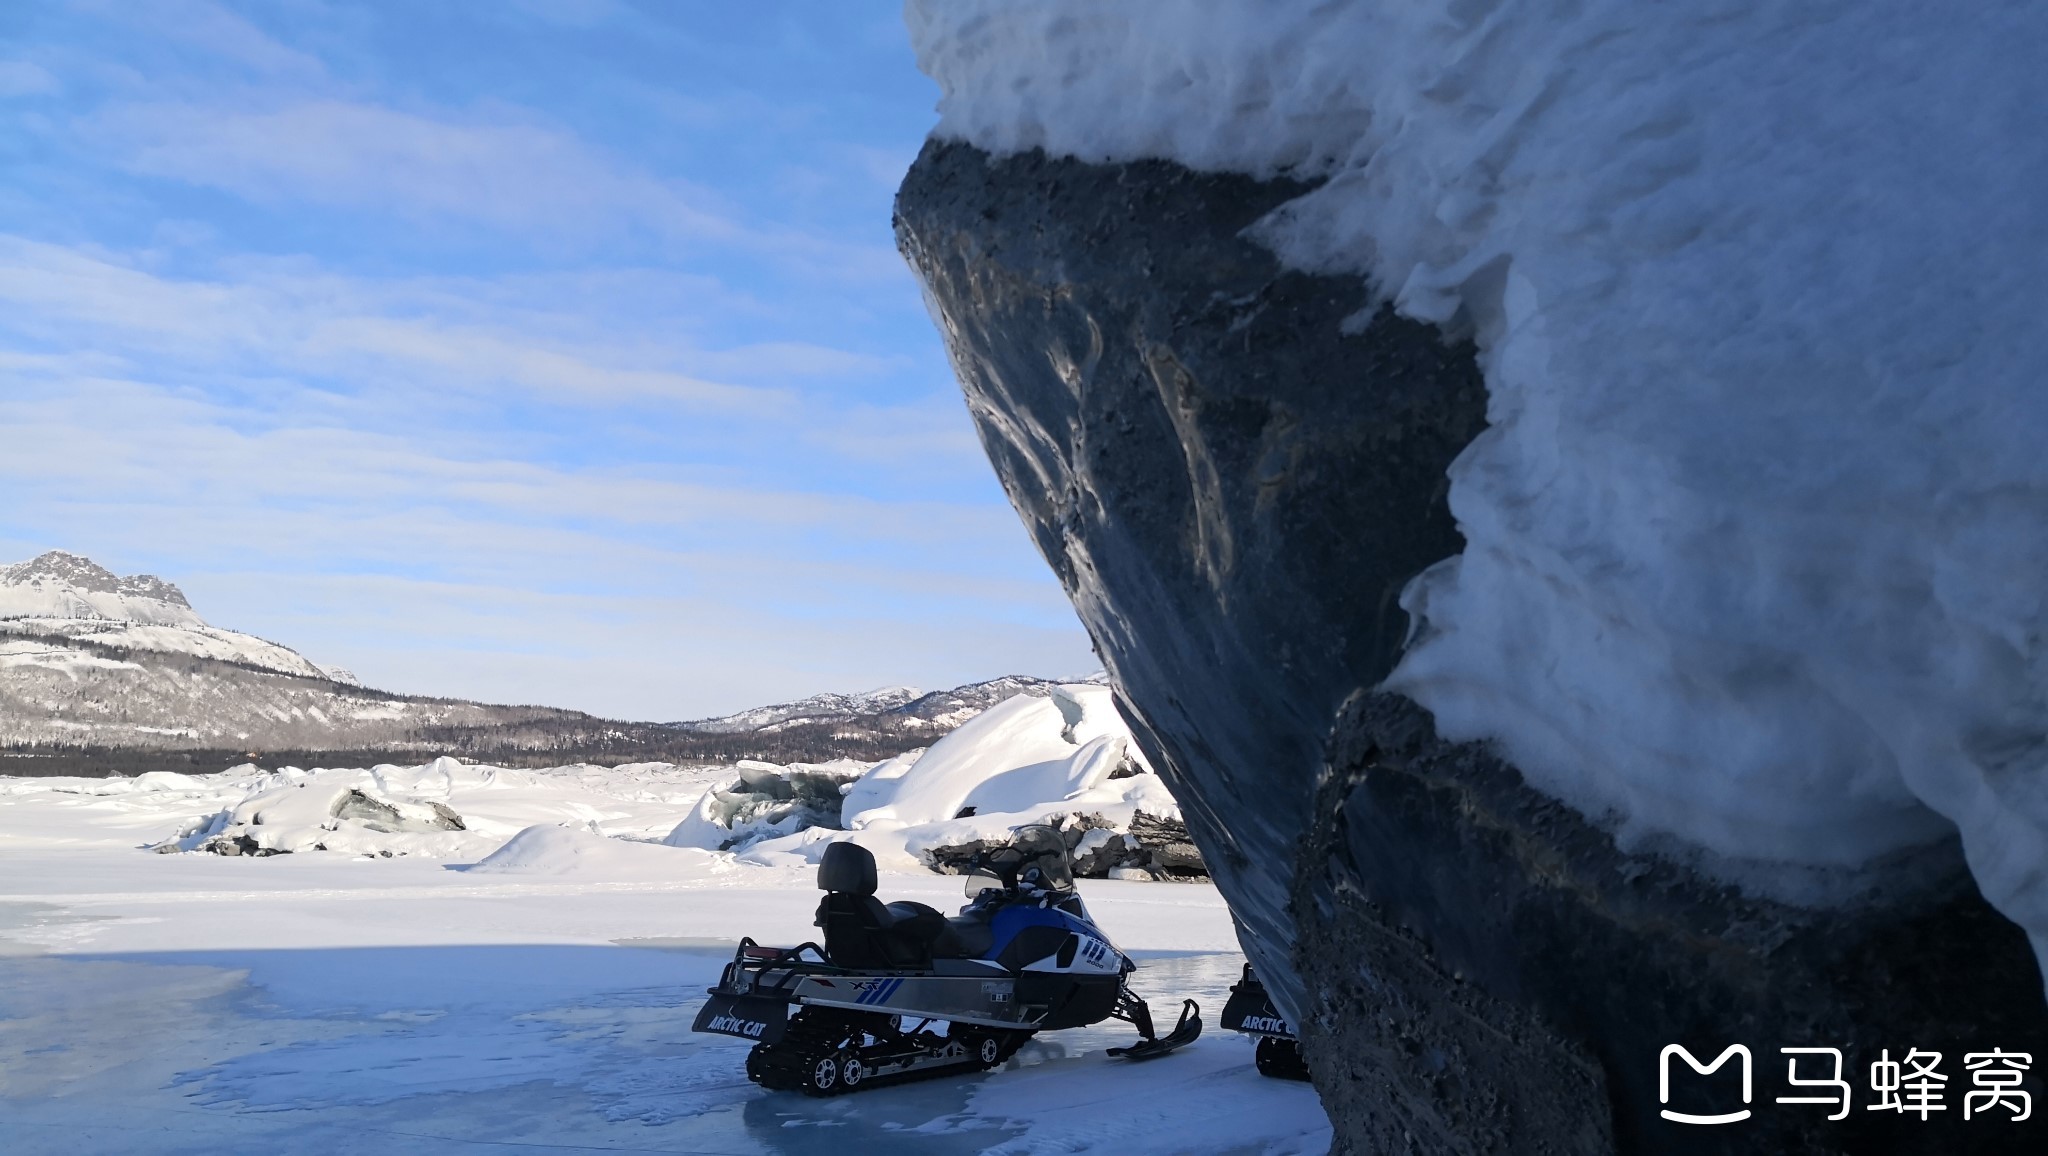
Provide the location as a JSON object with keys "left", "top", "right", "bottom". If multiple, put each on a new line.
{"left": 0, "top": 372, "right": 1080, "bottom": 718}
{"left": 73, "top": 0, "right": 330, "bottom": 81}
{"left": 92, "top": 99, "right": 744, "bottom": 242}
{"left": 0, "top": 3, "right": 1088, "bottom": 718}
{"left": 0, "top": 61, "right": 61, "bottom": 98}
{"left": 502, "top": 0, "right": 634, "bottom": 29}
{"left": 79, "top": 93, "right": 911, "bottom": 284}
{"left": 0, "top": 237, "right": 791, "bottom": 412}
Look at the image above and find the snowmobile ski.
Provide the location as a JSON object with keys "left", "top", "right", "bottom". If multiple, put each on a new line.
{"left": 693, "top": 824, "right": 1202, "bottom": 1095}
{"left": 1105, "top": 992, "right": 1203, "bottom": 1060}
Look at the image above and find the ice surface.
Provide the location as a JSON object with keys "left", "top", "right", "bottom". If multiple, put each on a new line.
{"left": 0, "top": 946, "right": 1325, "bottom": 1155}
{"left": 907, "top": 1, "right": 2048, "bottom": 964}
{"left": 0, "top": 758, "right": 1325, "bottom": 1153}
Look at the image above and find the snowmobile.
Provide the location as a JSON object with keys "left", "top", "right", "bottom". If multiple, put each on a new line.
{"left": 1220, "top": 963, "right": 1311, "bottom": 1080}
{"left": 692, "top": 824, "right": 1202, "bottom": 1095}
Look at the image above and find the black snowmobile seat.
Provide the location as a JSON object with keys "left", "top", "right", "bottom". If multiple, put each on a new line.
{"left": 815, "top": 842, "right": 945, "bottom": 969}
{"left": 932, "top": 912, "right": 994, "bottom": 960}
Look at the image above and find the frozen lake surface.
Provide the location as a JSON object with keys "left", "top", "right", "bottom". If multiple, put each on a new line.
{"left": 0, "top": 772, "right": 1329, "bottom": 1154}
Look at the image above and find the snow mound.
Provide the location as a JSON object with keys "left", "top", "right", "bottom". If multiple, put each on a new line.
{"left": 843, "top": 685, "right": 1139, "bottom": 829}
{"left": 141, "top": 756, "right": 727, "bottom": 860}
{"left": 466, "top": 823, "right": 714, "bottom": 876}
{"left": 909, "top": 0, "right": 2048, "bottom": 965}
{"left": 667, "top": 685, "right": 1186, "bottom": 878}
{"left": 164, "top": 777, "right": 471, "bottom": 858}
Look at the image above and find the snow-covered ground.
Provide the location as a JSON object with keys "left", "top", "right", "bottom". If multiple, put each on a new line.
{"left": 0, "top": 756, "right": 1329, "bottom": 1154}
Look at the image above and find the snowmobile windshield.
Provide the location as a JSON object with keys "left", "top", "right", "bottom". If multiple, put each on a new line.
{"left": 1008, "top": 825, "right": 1075, "bottom": 892}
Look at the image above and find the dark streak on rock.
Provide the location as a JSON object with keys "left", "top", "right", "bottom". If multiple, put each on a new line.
{"left": 895, "top": 139, "right": 1489, "bottom": 1028}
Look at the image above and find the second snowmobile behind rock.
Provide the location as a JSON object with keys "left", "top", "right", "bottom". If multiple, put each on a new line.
{"left": 1220, "top": 962, "right": 1311, "bottom": 1080}
{"left": 693, "top": 824, "right": 1201, "bottom": 1095}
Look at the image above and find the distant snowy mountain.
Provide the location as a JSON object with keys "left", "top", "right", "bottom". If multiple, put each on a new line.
{"left": 1, "top": 550, "right": 204, "bottom": 626}
{"left": 677, "top": 685, "right": 927, "bottom": 734}
{"left": 671, "top": 673, "right": 1111, "bottom": 740}
{"left": 0, "top": 551, "right": 1099, "bottom": 775}
{"left": 0, "top": 551, "right": 341, "bottom": 681}
{"left": 0, "top": 551, "right": 616, "bottom": 762}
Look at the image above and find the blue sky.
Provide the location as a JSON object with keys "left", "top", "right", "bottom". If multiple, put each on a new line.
{"left": 0, "top": 0, "right": 1097, "bottom": 720}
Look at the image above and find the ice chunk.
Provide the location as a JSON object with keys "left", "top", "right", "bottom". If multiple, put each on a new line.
{"left": 661, "top": 759, "right": 867, "bottom": 852}
{"left": 652, "top": 687, "right": 1188, "bottom": 881}
{"left": 843, "top": 684, "right": 1132, "bottom": 830}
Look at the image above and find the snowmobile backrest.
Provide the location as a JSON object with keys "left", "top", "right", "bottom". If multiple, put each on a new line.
{"left": 818, "top": 840, "right": 878, "bottom": 896}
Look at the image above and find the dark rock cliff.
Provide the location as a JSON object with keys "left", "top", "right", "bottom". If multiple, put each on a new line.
{"left": 896, "top": 140, "right": 2046, "bottom": 1153}
{"left": 896, "top": 139, "right": 1489, "bottom": 1021}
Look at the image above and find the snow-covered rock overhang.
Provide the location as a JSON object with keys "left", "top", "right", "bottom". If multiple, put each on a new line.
{"left": 899, "top": 2, "right": 2048, "bottom": 1151}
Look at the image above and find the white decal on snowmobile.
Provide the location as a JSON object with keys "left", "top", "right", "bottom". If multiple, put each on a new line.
{"left": 1240, "top": 1015, "right": 1292, "bottom": 1035}
{"left": 708, "top": 1013, "right": 769, "bottom": 1038}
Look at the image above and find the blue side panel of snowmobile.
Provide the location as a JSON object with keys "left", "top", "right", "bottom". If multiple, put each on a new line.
{"left": 983, "top": 905, "right": 1086, "bottom": 960}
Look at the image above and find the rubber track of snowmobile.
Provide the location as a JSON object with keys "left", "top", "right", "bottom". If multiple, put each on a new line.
{"left": 747, "top": 1011, "right": 1031, "bottom": 1096}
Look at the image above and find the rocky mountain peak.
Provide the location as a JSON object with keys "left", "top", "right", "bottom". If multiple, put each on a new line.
{"left": 0, "top": 551, "right": 204, "bottom": 626}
